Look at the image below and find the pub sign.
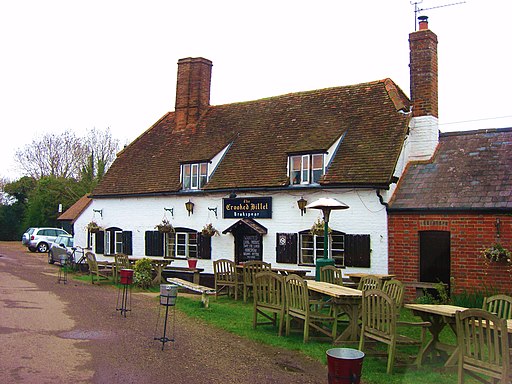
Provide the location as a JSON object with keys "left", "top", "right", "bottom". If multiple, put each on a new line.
{"left": 223, "top": 197, "right": 272, "bottom": 219}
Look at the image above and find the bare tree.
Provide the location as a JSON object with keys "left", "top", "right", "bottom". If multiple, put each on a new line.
{"left": 14, "top": 127, "right": 120, "bottom": 181}
{"left": 83, "top": 127, "right": 119, "bottom": 179}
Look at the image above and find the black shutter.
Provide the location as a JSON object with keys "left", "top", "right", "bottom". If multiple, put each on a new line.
{"left": 145, "top": 231, "right": 154, "bottom": 256}
{"left": 345, "top": 234, "right": 371, "bottom": 268}
{"left": 154, "top": 231, "right": 164, "bottom": 257}
{"left": 95, "top": 231, "right": 104, "bottom": 254}
{"left": 122, "top": 231, "right": 133, "bottom": 256}
{"left": 276, "top": 233, "right": 298, "bottom": 264}
{"left": 197, "top": 233, "right": 212, "bottom": 260}
{"left": 145, "top": 231, "right": 164, "bottom": 256}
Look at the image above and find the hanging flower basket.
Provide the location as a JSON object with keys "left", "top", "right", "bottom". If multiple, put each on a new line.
{"left": 310, "top": 218, "right": 332, "bottom": 236}
{"left": 201, "top": 223, "right": 220, "bottom": 237}
{"left": 87, "top": 221, "right": 102, "bottom": 233}
{"left": 155, "top": 219, "right": 174, "bottom": 233}
{"left": 481, "top": 243, "right": 511, "bottom": 264}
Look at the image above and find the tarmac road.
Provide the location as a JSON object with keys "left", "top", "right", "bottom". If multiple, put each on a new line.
{"left": 0, "top": 242, "right": 327, "bottom": 383}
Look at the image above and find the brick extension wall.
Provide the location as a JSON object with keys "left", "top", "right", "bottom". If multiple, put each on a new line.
{"left": 388, "top": 213, "right": 512, "bottom": 302}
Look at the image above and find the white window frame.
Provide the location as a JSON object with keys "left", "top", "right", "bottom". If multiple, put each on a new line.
{"left": 182, "top": 162, "right": 208, "bottom": 190}
{"left": 299, "top": 232, "right": 345, "bottom": 266}
{"left": 289, "top": 154, "right": 324, "bottom": 185}
{"left": 172, "top": 231, "right": 198, "bottom": 259}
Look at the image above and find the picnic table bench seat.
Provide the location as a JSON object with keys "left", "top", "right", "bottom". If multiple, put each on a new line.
{"left": 167, "top": 277, "right": 216, "bottom": 308}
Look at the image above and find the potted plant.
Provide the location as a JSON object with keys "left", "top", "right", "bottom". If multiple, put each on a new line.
{"left": 481, "top": 243, "right": 511, "bottom": 264}
{"left": 87, "top": 221, "right": 102, "bottom": 233}
{"left": 310, "top": 218, "right": 332, "bottom": 237}
{"left": 201, "top": 223, "right": 220, "bottom": 237}
{"left": 155, "top": 219, "right": 174, "bottom": 234}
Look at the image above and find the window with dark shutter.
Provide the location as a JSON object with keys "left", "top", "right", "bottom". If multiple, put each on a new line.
{"left": 197, "top": 233, "right": 212, "bottom": 260}
{"left": 122, "top": 231, "right": 133, "bottom": 256}
{"left": 95, "top": 231, "right": 104, "bottom": 254}
{"left": 276, "top": 233, "right": 298, "bottom": 264}
{"left": 145, "top": 231, "right": 164, "bottom": 256}
{"left": 344, "top": 234, "right": 371, "bottom": 268}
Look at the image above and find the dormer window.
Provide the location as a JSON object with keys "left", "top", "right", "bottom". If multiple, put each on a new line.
{"left": 182, "top": 162, "right": 208, "bottom": 190}
{"left": 289, "top": 154, "right": 324, "bottom": 185}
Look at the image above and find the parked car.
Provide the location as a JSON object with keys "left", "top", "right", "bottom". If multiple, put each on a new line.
{"left": 48, "top": 234, "right": 74, "bottom": 265}
{"left": 23, "top": 227, "right": 69, "bottom": 253}
{"left": 21, "top": 227, "right": 35, "bottom": 246}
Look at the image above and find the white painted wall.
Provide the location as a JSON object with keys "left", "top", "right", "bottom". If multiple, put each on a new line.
{"left": 74, "top": 188, "right": 389, "bottom": 278}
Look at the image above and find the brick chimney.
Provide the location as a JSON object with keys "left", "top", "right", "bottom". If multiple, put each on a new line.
{"left": 408, "top": 16, "right": 439, "bottom": 161}
{"left": 409, "top": 16, "right": 438, "bottom": 118}
{"left": 175, "top": 57, "right": 213, "bottom": 131}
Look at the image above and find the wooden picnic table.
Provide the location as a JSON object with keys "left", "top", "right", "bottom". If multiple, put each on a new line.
{"left": 306, "top": 281, "right": 362, "bottom": 343}
{"left": 405, "top": 303, "right": 467, "bottom": 367}
{"left": 129, "top": 256, "right": 173, "bottom": 285}
{"left": 406, "top": 303, "right": 512, "bottom": 367}
{"left": 236, "top": 264, "right": 309, "bottom": 277}
{"left": 345, "top": 273, "right": 395, "bottom": 286}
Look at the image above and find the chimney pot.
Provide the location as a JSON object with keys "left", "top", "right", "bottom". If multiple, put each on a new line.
{"left": 418, "top": 15, "right": 429, "bottom": 30}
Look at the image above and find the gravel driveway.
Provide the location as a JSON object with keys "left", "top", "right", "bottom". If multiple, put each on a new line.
{"left": 0, "top": 242, "right": 327, "bottom": 383}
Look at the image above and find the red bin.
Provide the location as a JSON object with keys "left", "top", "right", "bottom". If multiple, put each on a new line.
{"left": 326, "top": 348, "right": 365, "bottom": 384}
{"left": 120, "top": 269, "right": 134, "bottom": 285}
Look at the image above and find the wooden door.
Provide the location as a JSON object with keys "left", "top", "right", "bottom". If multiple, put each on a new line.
{"left": 419, "top": 231, "right": 451, "bottom": 285}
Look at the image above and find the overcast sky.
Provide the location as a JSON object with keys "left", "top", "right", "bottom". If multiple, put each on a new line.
{"left": 1, "top": 0, "right": 511, "bottom": 180}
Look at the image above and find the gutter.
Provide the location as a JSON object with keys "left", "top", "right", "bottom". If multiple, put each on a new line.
{"left": 91, "top": 183, "right": 392, "bottom": 199}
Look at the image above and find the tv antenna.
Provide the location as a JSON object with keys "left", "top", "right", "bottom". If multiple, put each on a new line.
{"left": 410, "top": 1, "right": 466, "bottom": 30}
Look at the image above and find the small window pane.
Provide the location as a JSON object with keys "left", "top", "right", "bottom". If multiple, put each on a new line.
{"left": 191, "top": 164, "right": 199, "bottom": 189}
{"left": 291, "top": 156, "right": 301, "bottom": 184}
{"left": 183, "top": 164, "right": 191, "bottom": 189}
{"left": 301, "top": 155, "right": 309, "bottom": 184}
{"left": 199, "top": 163, "right": 208, "bottom": 188}
{"left": 312, "top": 154, "right": 324, "bottom": 183}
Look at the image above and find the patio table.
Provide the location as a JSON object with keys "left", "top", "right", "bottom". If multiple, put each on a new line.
{"left": 404, "top": 303, "right": 467, "bottom": 367}
{"left": 129, "top": 256, "right": 173, "bottom": 285}
{"left": 345, "top": 273, "right": 395, "bottom": 286}
{"left": 306, "top": 281, "right": 362, "bottom": 343}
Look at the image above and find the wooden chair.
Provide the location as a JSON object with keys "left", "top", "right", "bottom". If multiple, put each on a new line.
{"left": 213, "top": 259, "right": 240, "bottom": 300}
{"left": 359, "top": 289, "right": 430, "bottom": 374}
{"left": 243, "top": 260, "right": 271, "bottom": 302}
{"left": 482, "top": 294, "right": 512, "bottom": 320}
{"left": 319, "top": 265, "right": 344, "bottom": 285}
{"left": 284, "top": 274, "right": 337, "bottom": 343}
{"left": 455, "top": 308, "right": 511, "bottom": 383}
{"left": 114, "top": 253, "right": 130, "bottom": 283}
{"left": 85, "top": 251, "right": 112, "bottom": 284}
{"left": 357, "top": 275, "right": 382, "bottom": 291}
{"left": 253, "top": 271, "right": 285, "bottom": 336}
{"left": 382, "top": 279, "right": 405, "bottom": 308}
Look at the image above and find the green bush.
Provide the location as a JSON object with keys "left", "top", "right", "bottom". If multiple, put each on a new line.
{"left": 133, "top": 258, "right": 152, "bottom": 289}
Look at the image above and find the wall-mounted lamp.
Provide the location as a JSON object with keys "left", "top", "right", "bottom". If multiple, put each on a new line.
{"left": 185, "top": 199, "right": 194, "bottom": 216}
{"left": 297, "top": 197, "right": 307, "bottom": 216}
{"left": 208, "top": 207, "right": 218, "bottom": 219}
{"left": 229, "top": 191, "right": 237, "bottom": 199}
{"left": 93, "top": 209, "right": 103, "bottom": 218}
{"left": 164, "top": 207, "right": 174, "bottom": 217}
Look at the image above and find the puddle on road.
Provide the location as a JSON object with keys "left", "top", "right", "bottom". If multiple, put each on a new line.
{"left": 59, "top": 329, "right": 112, "bottom": 340}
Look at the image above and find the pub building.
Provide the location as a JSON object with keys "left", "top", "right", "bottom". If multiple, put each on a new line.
{"left": 70, "top": 19, "right": 440, "bottom": 281}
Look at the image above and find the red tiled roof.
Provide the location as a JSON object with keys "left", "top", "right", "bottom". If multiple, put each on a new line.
{"left": 389, "top": 128, "right": 512, "bottom": 211}
{"left": 92, "top": 79, "right": 411, "bottom": 197}
{"left": 58, "top": 194, "right": 92, "bottom": 222}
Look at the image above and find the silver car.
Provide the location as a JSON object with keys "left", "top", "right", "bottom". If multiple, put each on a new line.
{"left": 23, "top": 227, "right": 69, "bottom": 253}
{"left": 48, "top": 234, "right": 74, "bottom": 265}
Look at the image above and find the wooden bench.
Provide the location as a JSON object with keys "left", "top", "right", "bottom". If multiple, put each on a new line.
{"left": 167, "top": 277, "right": 216, "bottom": 308}
{"left": 163, "top": 266, "right": 204, "bottom": 285}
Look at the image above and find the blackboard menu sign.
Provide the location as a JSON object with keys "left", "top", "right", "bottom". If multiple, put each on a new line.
{"left": 223, "top": 197, "right": 272, "bottom": 219}
{"left": 242, "top": 235, "right": 262, "bottom": 261}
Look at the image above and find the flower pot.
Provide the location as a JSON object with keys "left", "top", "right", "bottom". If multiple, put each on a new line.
{"left": 188, "top": 259, "right": 198, "bottom": 269}
{"left": 120, "top": 269, "right": 134, "bottom": 285}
